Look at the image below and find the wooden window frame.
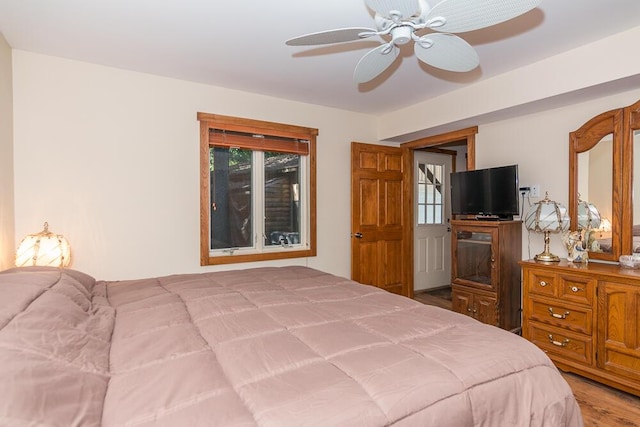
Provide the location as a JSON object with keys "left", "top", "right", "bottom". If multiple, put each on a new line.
{"left": 198, "top": 112, "right": 318, "bottom": 265}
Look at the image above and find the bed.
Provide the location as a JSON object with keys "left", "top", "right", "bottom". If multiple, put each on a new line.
{"left": 591, "top": 225, "right": 640, "bottom": 253}
{"left": 595, "top": 236, "right": 640, "bottom": 253}
{"left": 0, "top": 266, "right": 583, "bottom": 426}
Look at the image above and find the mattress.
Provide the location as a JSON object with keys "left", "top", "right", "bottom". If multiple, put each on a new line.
{"left": 0, "top": 266, "right": 583, "bottom": 426}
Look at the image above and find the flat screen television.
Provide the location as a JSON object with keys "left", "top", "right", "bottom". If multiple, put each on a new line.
{"left": 450, "top": 165, "right": 519, "bottom": 220}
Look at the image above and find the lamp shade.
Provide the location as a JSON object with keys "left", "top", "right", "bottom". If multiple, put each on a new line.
{"left": 577, "top": 197, "right": 601, "bottom": 230}
{"left": 525, "top": 193, "right": 570, "bottom": 233}
{"left": 524, "top": 193, "right": 569, "bottom": 262}
{"left": 15, "top": 222, "right": 71, "bottom": 267}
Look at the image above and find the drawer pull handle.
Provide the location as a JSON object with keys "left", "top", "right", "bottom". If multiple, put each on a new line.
{"left": 548, "top": 334, "right": 570, "bottom": 347}
{"left": 570, "top": 286, "right": 583, "bottom": 293}
{"left": 538, "top": 280, "right": 548, "bottom": 287}
{"left": 548, "top": 308, "right": 570, "bottom": 319}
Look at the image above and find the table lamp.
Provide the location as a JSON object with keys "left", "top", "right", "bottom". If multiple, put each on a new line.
{"left": 525, "top": 192, "right": 570, "bottom": 262}
{"left": 577, "top": 195, "right": 601, "bottom": 230}
{"left": 15, "top": 222, "right": 71, "bottom": 267}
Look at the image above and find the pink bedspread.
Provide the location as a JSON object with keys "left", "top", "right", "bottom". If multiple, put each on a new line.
{"left": 0, "top": 266, "right": 583, "bottom": 426}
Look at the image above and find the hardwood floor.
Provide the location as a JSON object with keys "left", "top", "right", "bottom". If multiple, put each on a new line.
{"left": 561, "top": 371, "right": 640, "bottom": 426}
{"left": 414, "top": 287, "right": 640, "bottom": 427}
{"left": 413, "top": 287, "right": 452, "bottom": 310}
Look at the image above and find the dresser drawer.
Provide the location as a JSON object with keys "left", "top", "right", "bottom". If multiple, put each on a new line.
{"left": 526, "top": 270, "right": 557, "bottom": 297}
{"left": 526, "top": 323, "right": 593, "bottom": 366}
{"left": 558, "top": 274, "right": 595, "bottom": 305}
{"left": 526, "top": 297, "right": 592, "bottom": 335}
{"left": 525, "top": 269, "right": 595, "bottom": 306}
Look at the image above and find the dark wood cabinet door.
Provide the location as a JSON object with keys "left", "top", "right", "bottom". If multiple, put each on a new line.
{"left": 452, "top": 287, "right": 473, "bottom": 318}
{"left": 475, "top": 293, "right": 498, "bottom": 326}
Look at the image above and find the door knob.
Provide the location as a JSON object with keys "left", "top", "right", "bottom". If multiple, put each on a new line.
{"left": 354, "top": 233, "right": 363, "bottom": 238}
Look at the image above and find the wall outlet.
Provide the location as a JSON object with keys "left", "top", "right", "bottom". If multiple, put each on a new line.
{"left": 531, "top": 184, "right": 541, "bottom": 197}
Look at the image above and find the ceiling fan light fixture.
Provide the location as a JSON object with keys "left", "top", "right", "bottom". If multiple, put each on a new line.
{"left": 391, "top": 26, "right": 413, "bottom": 45}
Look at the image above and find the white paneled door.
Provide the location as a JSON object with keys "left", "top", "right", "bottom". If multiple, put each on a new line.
{"left": 414, "top": 151, "right": 452, "bottom": 291}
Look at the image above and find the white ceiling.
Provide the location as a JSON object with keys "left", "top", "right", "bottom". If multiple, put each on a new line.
{"left": 1, "top": 0, "right": 640, "bottom": 116}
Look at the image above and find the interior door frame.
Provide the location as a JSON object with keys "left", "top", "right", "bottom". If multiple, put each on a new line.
{"left": 401, "top": 126, "right": 478, "bottom": 298}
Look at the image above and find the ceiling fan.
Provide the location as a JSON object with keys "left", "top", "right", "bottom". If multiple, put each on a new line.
{"left": 286, "top": 0, "right": 542, "bottom": 84}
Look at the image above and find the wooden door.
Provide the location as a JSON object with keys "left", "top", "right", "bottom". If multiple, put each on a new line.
{"left": 413, "top": 151, "right": 452, "bottom": 291}
{"left": 351, "top": 142, "right": 406, "bottom": 295}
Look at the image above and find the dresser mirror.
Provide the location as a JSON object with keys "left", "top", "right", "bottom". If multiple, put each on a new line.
{"left": 634, "top": 128, "right": 640, "bottom": 220}
{"left": 569, "top": 99, "right": 640, "bottom": 262}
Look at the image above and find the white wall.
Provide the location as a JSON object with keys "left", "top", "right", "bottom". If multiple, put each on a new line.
{"left": 0, "top": 33, "right": 14, "bottom": 270}
{"left": 12, "top": 51, "right": 379, "bottom": 280}
{"left": 11, "top": 42, "right": 640, "bottom": 280}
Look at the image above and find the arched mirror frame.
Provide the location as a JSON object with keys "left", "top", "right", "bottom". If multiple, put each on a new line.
{"left": 623, "top": 99, "right": 640, "bottom": 256}
{"left": 569, "top": 98, "right": 640, "bottom": 262}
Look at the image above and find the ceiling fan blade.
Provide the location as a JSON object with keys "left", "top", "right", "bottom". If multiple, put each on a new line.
{"left": 414, "top": 33, "right": 479, "bottom": 72}
{"left": 286, "top": 27, "right": 378, "bottom": 46}
{"left": 365, "top": 0, "right": 421, "bottom": 20}
{"left": 426, "top": 0, "right": 541, "bottom": 33}
{"left": 354, "top": 43, "right": 399, "bottom": 83}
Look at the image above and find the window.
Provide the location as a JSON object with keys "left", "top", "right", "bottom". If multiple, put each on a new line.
{"left": 417, "top": 162, "right": 444, "bottom": 225}
{"left": 198, "top": 113, "right": 317, "bottom": 265}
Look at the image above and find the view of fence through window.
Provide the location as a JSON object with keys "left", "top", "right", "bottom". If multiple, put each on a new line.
{"left": 264, "top": 152, "right": 301, "bottom": 247}
{"left": 210, "top": 147, "right": 301, "bottom": 251}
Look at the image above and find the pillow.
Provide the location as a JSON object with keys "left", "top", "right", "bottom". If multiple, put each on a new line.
{"left": 633, "top": 225, "right": 640, "bottom": 236}
{"left": 0, "top": 266, "right": 96, "bottom": 292}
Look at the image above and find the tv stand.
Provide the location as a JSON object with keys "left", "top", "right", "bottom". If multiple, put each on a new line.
{"left": 451, "top": 220, "right": 522, "bottom": 330}
{"left": 474, "top": 215, "right": 514, "bottom": 221}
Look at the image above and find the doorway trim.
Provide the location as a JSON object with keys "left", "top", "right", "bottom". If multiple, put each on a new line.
{"left": 401, "top": 126, "right": 478, "bottom": 298}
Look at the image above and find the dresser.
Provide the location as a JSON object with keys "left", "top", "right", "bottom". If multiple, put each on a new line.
{"left": 521, "top": 259, "right": 640, "bottom": 396}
